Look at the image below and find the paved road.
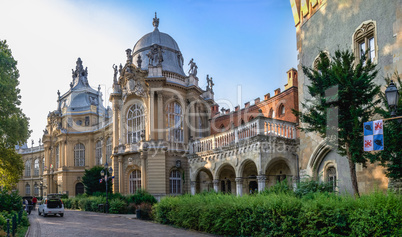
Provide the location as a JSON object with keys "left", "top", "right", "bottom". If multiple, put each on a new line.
{"left": 27, "top": 208, "right": 212, "bottom": 237}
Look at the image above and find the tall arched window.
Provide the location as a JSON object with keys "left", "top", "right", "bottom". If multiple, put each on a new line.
{"left": 279, "top": 104, "right": 285, "bottom": 117}
{"left": 269, "top": 108, "right": 274, "bottom": 118}
{"left": 25, "top": 160, "right": 31, "bottom": 177}
{"left": 42, "top": 159, "right": 45, "bottom": 174}
{"left": 170, "top": 170, "right": 182, "bottom": 194}
{"left": 166, "top": 102, "right": 183, "bottom": 142}
{"left": 129, "top": 170, "right": 141, "bottom": 194}
{"left": 95, "top": 140, "right": 102, "bottom": 165}
{"left": 34, "top": 159, "right": 39, "bottom": 176}
{"left": 34, "top": 184, "right": 39, "bottom": 195}
{"left": 25, "top": 184, "right": 30, "bottom": 195}
{"left": 55, "top": 145, "right": 60, "bottom": 168}
{"left": 106, "top": 137, "right": 112, "bottom": 164}
{"left": 127, "top": 103, "right": 145, "bottom": 144}
{"left": 74, "top": 143, "right": 85, "bottom": 167}
{"left": 326, "top": 166, "right": 337, "bottom": 191}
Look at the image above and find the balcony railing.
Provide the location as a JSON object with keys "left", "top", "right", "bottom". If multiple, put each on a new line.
{"left": 190, "top": 116, "right": 296, "bottom": 154}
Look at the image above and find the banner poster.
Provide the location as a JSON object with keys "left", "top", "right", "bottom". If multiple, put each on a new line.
{"left": 363, "top": 120, "right": 384, "bottom": 151}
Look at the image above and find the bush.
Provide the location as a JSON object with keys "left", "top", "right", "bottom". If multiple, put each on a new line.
{"left": 0, "top": 188, "right": 22, "bottom": 212}
{"left": 153, "top": 191, "right": 402, "bottom": 236}
{"left": 127, "top": 189, "right": 157, "bottom": 205}
{"left": 109, "top": 199, "right": 127, "bottom": 214}
{"left": 295, "top": 176, "right": 336, "bottom": 198}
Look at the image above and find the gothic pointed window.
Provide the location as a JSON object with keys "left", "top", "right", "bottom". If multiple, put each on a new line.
{"left": 106, "top": 137, "right": 112, "bottom": 164}
{"left": 129, "top": 170, "right": 141, "bottom": 194}
{"left": 95, "top": 140, "right": 102, "bottom": 165}
{"left": 166, "top": 102, "right": 183, "bottom": 142}
{"left": 326, "top": 166, "right": 337, "bottom": 191}
{"left": 25, "top": 160, "right": 31, "bottom": 177}
{"left": 34, "top": 159, "right": 39, "bottom": 176}
{"left": 127, "top": 103, "right": 145, "bottom": 144}
{"left": 170, "top": 170, "right": 182, "bottom": 194}
{"left": 354, "top": 21, "right": 376, "bottom": 64}
{"left": 74, "top": 143, "right": 85, "bottom": 167}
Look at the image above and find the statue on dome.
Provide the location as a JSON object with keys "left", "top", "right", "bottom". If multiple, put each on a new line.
{"left": 188, "top": 58, "right": 198, "bottom": 76}
{"left": 146, "top": 45, "right": 159, "bottom": 66}
{"left": 153, "top": 12, "right": 159, "bottom": 29}
{"left": 157, "top": 46, "right": 164, "bottom": 65}
{"left": 207, "top": 75, "right": 214, "bottom": 91}
{"left": 126, "top": 49, "right": 133, "bottom": 64}
{"left": 137, "top": 55, "right": 142, "bottom": 68}
{"left": 112, "top": 64, "right": 118, "bottom": 83}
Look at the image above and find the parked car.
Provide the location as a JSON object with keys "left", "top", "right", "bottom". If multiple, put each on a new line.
{"left": 38, "top": 197, "right": 64, "bottom": 217}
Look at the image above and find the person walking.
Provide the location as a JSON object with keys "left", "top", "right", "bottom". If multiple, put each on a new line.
{"left": 32, "top": 196, "right": 37, "bottom": 210}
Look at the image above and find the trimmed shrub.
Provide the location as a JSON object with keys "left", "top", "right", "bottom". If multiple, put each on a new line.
{"left": 109, "top": 199, "right": 127, "bottom": 214}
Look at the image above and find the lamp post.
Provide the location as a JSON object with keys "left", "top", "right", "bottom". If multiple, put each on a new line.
{"left": 100, "top": 162, "right": 113, "bottom": 213}
{"left": 385, "top": 80, "right": 399, "bottom": 117}
{"left": 40, "top": 181, "right": 43, "bottom": 199}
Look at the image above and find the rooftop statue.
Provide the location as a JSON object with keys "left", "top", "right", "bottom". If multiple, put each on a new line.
{"left": 153, "top": 12, "right": 159, "bottom": 29}
{"left": 126, "top": 49, "right": 133, "bottom": 64}
{"left": 188, "top": 58, "right": 198, "bottom": 76}
{"left": 137, "top": 54, "right": 142, "bottom": 68}
{"left": 207, "top": 74, "right": 214, "bottom": 91}
{"left": 112, "top": 64, "right": 118, "bottom": 84}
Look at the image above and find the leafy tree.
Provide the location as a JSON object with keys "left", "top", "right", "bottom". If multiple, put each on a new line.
{"left": 0, "top": 40, "right": 31, "bottom": 188}
{"left": 82, "top": 166, "right": 112, "bottom": 195}
{"left": 367, "top": 73, "right": 402, "bottom": 181}
{"left": 294, "top": 50, "right": 380, "bottom": 196}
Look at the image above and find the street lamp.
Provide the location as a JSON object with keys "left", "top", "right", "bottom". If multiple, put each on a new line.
{"left": 385, "top": 80, "right": 399, "bottom": 117}
{"left": 100, "top": 162, "right": 113, "bottom": 213}
{"left": 40, "top": 181, "right": 43, "bottom": 199}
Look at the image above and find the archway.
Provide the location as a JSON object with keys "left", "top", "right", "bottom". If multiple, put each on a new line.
{"left": 75, "top": 182, "right": 84, "bottom": 196}
{"left": 195, "top": 168, "right": 213, "bottom": 193}
{"left": 265, "top": 159, "right": 292, "bottom": 188}
{"left": 217, "top": 164, "right": 236, "bottom": 194}
{"left": 241, "top": 160, "right": 258, "bottom": 194}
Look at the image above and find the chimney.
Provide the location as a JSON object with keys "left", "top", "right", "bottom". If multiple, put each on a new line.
{"left": 285, "top": 68, "right": 298, "bottom": 90}
{"left": 274, "top": 88, "right": 281, "bottom": 96}
{"left": 235, "top": 106, "right": 240, "bottom": 112}
{"left": 244, "top": 102, "right": 250, "bottom": 108}
{"left": 254, "top": 97, "right": 260, "bottom": 104}
{"left": 264, "top": 93, "right": 270, "bottom": 100}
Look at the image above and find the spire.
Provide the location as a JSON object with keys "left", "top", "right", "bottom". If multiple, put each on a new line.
{"left": 71, "top": 57, "right": 89, "bottom": 88}
{"left": 153, "top": 12, "right": 159, "bottom": 29}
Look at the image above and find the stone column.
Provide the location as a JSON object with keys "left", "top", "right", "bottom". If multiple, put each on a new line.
{"left": 118, "top": 156, "right": 123, "bottom": 193}
{"left": 157, "top": 91, "right": 164, "bottom": 140}
{"left": 213, "top": 179, "right": 219, "bottom": 192}
{"left": 190, "top": 181, "right": 196, "bottom": 195}
{"left": 141, "top": 149, "right": 148, "bottom": 189}
{"left": 235, "top": 177, "right": 243, "bottom": 196}
{"left": 257, "top": 175, "right": 267, "bottom": 192}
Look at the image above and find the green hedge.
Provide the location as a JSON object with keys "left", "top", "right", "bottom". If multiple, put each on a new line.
{"left": 0, "top": 188, "right": 29, "bottom": 236}
{"left": 153, "top": 192, "right": 402, "bottom": 236}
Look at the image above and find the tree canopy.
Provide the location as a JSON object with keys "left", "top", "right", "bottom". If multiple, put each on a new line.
{"left": 0, "top": 40, "right": 31, "bottom": 189}
{"left": 294, "top": 49, "right": 380, "bottom": 196}
{"left": 82, "top": 166, "right": 113, "bottom": 195}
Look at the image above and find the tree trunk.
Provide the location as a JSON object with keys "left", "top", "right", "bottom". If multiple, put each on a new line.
{"left": 346, "top": 142, "right": 360, "bottom": 197}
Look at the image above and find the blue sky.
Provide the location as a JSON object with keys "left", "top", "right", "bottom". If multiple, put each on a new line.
{"left": 0, "top": 0, "right": 297, "bottom": 144}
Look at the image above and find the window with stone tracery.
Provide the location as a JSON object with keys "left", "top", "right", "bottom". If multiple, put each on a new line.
{"left": 95, "top": 140, "right": 102, "bottom": 165}
{"left": 170, "top": 170, "right": 182, "bottom": 194}
{"left": 354, "top": 21, "right": 376, "bottom": 64}
{"left": 166, "top": 102, "right": 183, "bottom": 142}
{"left": 326, "top": 166, "right": 337, "bottom": 191}
{"left": 34, "top": 159, "right": 39, "bottom": 176}
{"left": 129, "top": 170, "right": 141, "bottom": 194}
{"left": 74, "top": 143, "right": 85, "bottom": 167}
{"left": 25, "top": 160, "right": 31, "bottom": 177}
{"left": 127, "top": 103, "right": 145, "bottom": 144}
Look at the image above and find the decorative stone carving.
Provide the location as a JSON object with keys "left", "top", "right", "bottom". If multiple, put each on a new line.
{"left": 188, "top": 58, "right": 198, "bottom": 76}
{"left": 126, "top": 49, "right": 133, "bottom": 64}
{"left": 137, "top": 55, "right": 142, "bottom": 68}
{"left": 153, "top": 12, "right": 159, "bottom": 29}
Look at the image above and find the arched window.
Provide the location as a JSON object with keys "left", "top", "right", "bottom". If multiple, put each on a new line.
{"left": 269, "top": 108, "right": 274, "bottom": 118}
{"left": 129, "top": 170, "right": 141, "bottom": 194}
{"left": 166, "top": 102, "right": 183, "bottom": 142}
{"left": 95, "top": 140, "right": 102, "bottom": 165}
{"left": 74, "top": 143, "right": 85, "bottom": 167}
{"left": 326, "top": 166, "right": 337, "bottom": 190}
{"left": 313, "top": 51, "right": 330, "bottom": 71}
{"left": 25, "top": 160, "right": 31, "bottom": 177}
{"left": 34, "top": 184, "right": 39, "bottom": 196}
{"left": 220, "top": 124, "right": 225, "bottom": 132}
{"left": 106, "top": 137, "right": 112, "bottom": 164}
{"left": 241, "top": 119, "right": 245, "bottom": 125}
{"left": 75, "top": 183, "right": 85, "bottom": 195}
{"left": 170, "top": 170, "right": 182, "bottom": 194}
{"left": 34, "top": 159, "right": 39, "bottom": 176}
{"left": 354, "top": 21, "right": 376, "bottom": 64}
{"left": 55, "top": 145, "right": 60, "bottom": 168}
{"left": 42, "top": 159, "right": 45, "bottom": 174}
{"left": 279, "top": 104, "right": 285, "bottom": 117}
{"left": 127, "top": 103, "right": 145, "bottom": 144}
{"left": 25, "top": 184, "right": 30, "bottom": 195}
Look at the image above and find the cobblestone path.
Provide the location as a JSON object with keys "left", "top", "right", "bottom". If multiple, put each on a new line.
{"left": 26, "top": 209, "right": 212, "bottom": 237}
